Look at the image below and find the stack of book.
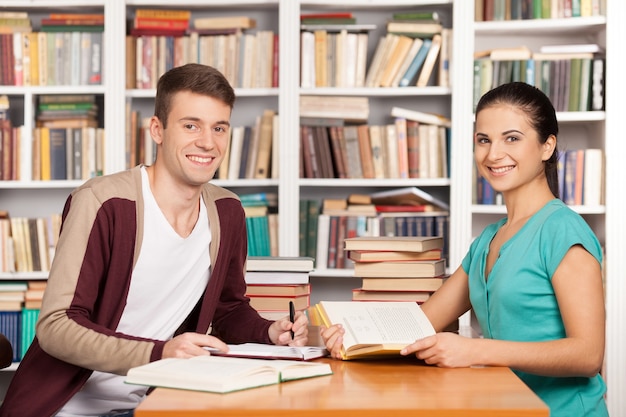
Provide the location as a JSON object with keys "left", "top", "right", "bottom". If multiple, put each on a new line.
{"left": 34, "top": 94, "right": 105, "bottom": 180}
{"left": 298, "top": 105, "right": 450, "bottom": 180}
{"left": 39, "top": 13, "right": 105, "bottom": 86}
{"left": 128, "top": 10, "right": 276, "bottom": 90}
{"left": 314, "top": 187, "right": 450, "bottom": 271}
{"left": 0, "top": 280, "right": 46, "bottom": 363}
{"left": 344, "top": 236, "right": 446, "bottom": 304}
{"left": 131, "top": 8, "right": 191, "bottom": 36}
{"left": 244, "top": 256, "right": 315, "bottom": 320}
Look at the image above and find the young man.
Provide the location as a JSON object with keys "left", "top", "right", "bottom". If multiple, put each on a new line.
{"left": 0, "top": 64, "right": 308, "bottom": 417}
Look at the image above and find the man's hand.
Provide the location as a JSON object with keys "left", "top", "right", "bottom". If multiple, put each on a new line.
{"left": 162, "top": 332, "right": 229, "bottom": 359}
{"left": 268, "top": 310, "right": 309, "bottom": 346}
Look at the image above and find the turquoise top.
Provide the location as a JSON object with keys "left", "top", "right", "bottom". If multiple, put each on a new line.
{"left": 462, "top": 199, "right": 608, "bottom": 417}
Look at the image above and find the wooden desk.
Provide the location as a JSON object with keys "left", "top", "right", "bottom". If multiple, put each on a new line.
{"left": 135, "top": 357, "right": 548, "bottom": 417}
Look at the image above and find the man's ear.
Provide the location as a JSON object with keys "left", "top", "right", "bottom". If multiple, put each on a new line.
{"left": 542, "top": 135, "right": 557, "bottom": 161}
{"left": 149, "top": 116, "right": 164, "bottom": 145}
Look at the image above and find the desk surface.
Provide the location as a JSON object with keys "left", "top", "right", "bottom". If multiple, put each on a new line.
{"left": 135, "top": 357, "right": 549, "bottom": 417}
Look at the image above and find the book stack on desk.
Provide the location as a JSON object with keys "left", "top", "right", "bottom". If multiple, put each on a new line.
{"left": 344, "top": 236, "right": 446, "bottom": 304}
{"left": 245, "top": 256, "right": 315, "bottom": 320}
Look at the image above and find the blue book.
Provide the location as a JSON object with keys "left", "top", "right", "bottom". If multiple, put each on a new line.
{"left": 0, "top": 311, "right": 21, "bottom": 363}
{"left": 398, "top": 38, "right": 432, "bottom": 87}
{"left": 524, "top": 59, "right": 535, "bottom": 86}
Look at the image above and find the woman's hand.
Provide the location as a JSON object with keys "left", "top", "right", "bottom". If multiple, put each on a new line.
{"left": 320, "top": 324, "right": 345, "bottom": 360}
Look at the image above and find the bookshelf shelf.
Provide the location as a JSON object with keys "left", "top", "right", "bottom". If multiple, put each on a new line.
{"left": 0, "top": 86, "right": 107, "bottom": 95}
{"left": 471, "top": 204, "right": 606, "bottom": 216}
{"left": 0, "top": 180, "right": 85, "bottom": 190}
{"left": 557, "top": 111, "right": 605, "bottom": 123}
{"left": 301, "top": 0, "right": 453, "bottom": 8}
{"left": 126, "top": 88, "right": 279, "bottom": 99}
{"left": 0, "top": 273, "right": 48, "bottom": 280}
{"left": 474, "top": 16, "right": 606, "bottom": 35}
{"left": 299, "top": 178, "right": 451, "bottom": 188}
{"left": 125, "top": 0, "right": 279, "bottom": 7}
{"left": 1, "top": 0, "right": 105, "bottom": 7}
{"left": 299, "top": 87, "right": 452, "bottom": 96}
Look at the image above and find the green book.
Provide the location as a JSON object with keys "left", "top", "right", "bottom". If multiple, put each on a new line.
{"left": 20, "top": 309, "right": 40, "bottom": 360}
{"left": 568, "top": 58, "right": 583, "bottom": 112}
{"left": 298, "top": 200, "right": 308, "bottom": 257}
{"left": 39, "top": 102, "right": 96, "bottom": 111}
{"left": 306, "top": 200, "right": 320, "bottom": 260}
{"left": 40, "top": 25, "right": 104, "bottom": 32}
{"left": 392, "top": 11, "right": 440, "bottom": 22}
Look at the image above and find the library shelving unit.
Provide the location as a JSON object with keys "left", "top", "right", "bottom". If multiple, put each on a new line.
{"left": 295, "top": 0, "right": 457, "bottom": 292}
{"left": 0, "top": 1, "right": 624, "bottom": 415}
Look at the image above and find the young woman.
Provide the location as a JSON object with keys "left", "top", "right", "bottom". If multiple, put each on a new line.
{"left": 321, "top": 82, "right": 608, "bottom": 417}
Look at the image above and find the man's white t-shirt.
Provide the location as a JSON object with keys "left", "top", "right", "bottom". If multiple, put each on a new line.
{"left": 57, "top": 168, "right": 211, "bottom": 416}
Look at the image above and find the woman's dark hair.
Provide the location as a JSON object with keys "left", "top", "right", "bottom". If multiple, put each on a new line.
{"left": 154, "top": 63, "right": 236, "bottom": 129}
{"left": 475, "top": 81, "right": 560, "bottom": 198}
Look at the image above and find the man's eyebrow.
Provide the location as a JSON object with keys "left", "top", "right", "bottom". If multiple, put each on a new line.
{"left": 177, "top": 117, "right": 231, "bottom": 127}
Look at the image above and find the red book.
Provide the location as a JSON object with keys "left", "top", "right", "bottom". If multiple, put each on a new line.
{"left": 300, "top": 13, "right": 353, "bottom": 20}
{"left": 134, "top": 17, "right": 189, "bottom": 30}
{"left": 130, "top": 28, "right": 186, "bottom": 37}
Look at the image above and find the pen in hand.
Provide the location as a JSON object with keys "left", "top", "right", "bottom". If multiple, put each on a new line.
{"left": 289, "top": 300, "right": 295, "bottom": 339}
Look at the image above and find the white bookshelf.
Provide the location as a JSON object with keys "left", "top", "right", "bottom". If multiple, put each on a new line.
{"left": 0, "top": 1, "right": 624, "bottom": 414}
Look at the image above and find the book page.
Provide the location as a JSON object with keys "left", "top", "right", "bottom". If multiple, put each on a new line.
{"left": 320, "top": 301, "right": 435, "bottom": 348}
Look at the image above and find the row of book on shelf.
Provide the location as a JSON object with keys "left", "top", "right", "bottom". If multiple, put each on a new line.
{"left": 0, "top": 12, "right": 104, "bottom": 86}
{"left": 0, "top": 212, "right": 62, "bottom": 274}
{"left": 302, "top": 187, "right": 450, "bottom": 271}
{"left": 475, "top": 148, "right": 604, "bottom": 206}
{"left": 0, "top": 280, "right": 45, "bottom": 362}
{"left": 299, "top": 10, "right": 451, "bottom": 89}
{"left": 475, "top": 0, "right": 605, "bottom": 21}
{"left": 300, "top": 100, "right": 450, "bottom": 180}
{"left": 1, "top": 94, "right": 105, "bottom": 181}
{"left": 473, "top": 44, "right": 605, "bottom": 112}
{"left": 126, "top": 9, "right": 276, "bottom": 89}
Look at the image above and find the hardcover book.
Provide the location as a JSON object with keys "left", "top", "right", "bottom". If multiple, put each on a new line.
{"left": 344, "top": 235, "right": 444, "bottom": 253}
{"left": 125, "top": 355, "right": 332, "bottom": 394}
{"left": 315, "top": 301, "right": 435, "bottom": 360}
{"left": 353, "top": 259, "right": 446, "bottom": 278}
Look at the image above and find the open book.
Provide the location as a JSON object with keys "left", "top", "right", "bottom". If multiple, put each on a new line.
{"left": 125, "top": 355, "right": 332, "bottom": 394}
{"left": 206, "top": 343, "right": 328, "bottom": 361}
{"left": 316, "top": 301, "right": 435, "bottom": 360}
